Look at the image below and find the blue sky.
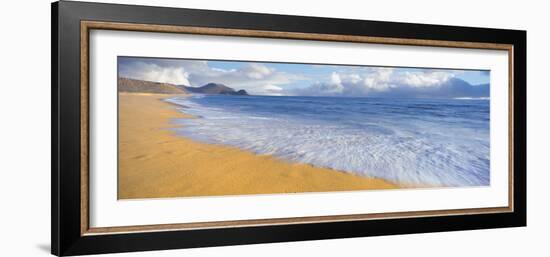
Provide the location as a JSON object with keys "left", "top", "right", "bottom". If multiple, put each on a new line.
{"left": 118, "top": 57, "right": 490, "bottom": 98}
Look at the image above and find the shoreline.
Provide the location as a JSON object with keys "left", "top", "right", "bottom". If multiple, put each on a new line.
{"left": 118, "top": 93, "right": 398, "bottom": 199}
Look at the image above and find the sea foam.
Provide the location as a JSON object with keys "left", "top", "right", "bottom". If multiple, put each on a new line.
{"left": 165, "top": 95, "right": 490, "bottom": 187}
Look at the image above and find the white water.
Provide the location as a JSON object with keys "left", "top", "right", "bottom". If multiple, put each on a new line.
{"left": 165, "top": 95, "right": 490, "bottom": 187}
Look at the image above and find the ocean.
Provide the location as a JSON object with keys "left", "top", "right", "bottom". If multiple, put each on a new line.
{"left": 165, "top": 95, "right": 490, "bottom": 187}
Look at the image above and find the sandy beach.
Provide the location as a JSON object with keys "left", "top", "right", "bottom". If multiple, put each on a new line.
{"left": 118, "top": 93, "right": 398, "bottom": 199}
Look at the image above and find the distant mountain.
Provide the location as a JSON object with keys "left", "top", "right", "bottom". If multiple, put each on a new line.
{"left": 430, "top": 78, "right": 489, "bottom": 98}
{"left": 353, "top": 78, "right": 489, "bottom": 99}
{"left": 118, "top": 77, "right": 187, "bottom": 94}
{"left": 182, "top": 83, "right": 248, "bottom": 95}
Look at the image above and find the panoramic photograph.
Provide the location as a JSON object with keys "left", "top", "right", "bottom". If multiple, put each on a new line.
{"left": 117, "top": 56, "right": 490, "bottom": 199}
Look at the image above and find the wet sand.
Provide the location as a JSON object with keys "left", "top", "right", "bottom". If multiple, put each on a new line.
{"left": 118, "top": 93, "right": 398, "bottom": 199}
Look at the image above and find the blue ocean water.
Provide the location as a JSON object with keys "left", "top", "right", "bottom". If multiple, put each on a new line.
{"left": 165, "top": 95, "right": 490, "bottom": 187}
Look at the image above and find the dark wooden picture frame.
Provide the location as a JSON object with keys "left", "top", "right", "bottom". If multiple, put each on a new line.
{"left": 52, "top": 1, "right": 526, "bottom": 256}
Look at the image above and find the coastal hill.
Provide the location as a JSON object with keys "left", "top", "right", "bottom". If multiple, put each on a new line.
{"left": 118, "top": 78, "right": 248, "bottom": 96}
{"left": 118, "top": 77, "right": 186, "bottom": 94}
{"left": 181, "top": 83, "right": 248, "bottom": 96}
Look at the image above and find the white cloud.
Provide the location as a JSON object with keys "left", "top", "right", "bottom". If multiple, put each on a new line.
{"left": 119, "top": 58, "right": 303, "bottom": 95}
{"left": 119, "top": 58, "right": 482, "bottom": 98}
{"left": 119, "top": 61, "right": 192, "bottom": 85}
{"left": 261, "top": 84, "right": 285, "bottom": 96}
{"left": 242, "top": 63, "right": 273, "bottom": 79}
{"left": 402, "top": 71, "right": 454, "bottom": 87}
{"left": 330, "top": 72, "right": 342, "bottom": 84}
{"left": 143, "top": 67, "right": 191, "bottom": 86}
{"left": 262, "top": 84, "right": 283, "bottom": 91}
{"left": 361, "top": 67, "right": 395, "bottom": 91}
{"left": 290, "top": 67, "right": 463, "bottom": 97}
{"left": 295, "top": 68, "right": 396, "bottom": 95}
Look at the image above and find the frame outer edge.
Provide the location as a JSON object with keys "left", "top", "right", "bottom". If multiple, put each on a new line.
{"left": 51, "top": 1, "right": 60, "bottom": 256}
{"left": 53, "top": 1, "right": 527, "bottom": 255}
{"left": 523, "top": 31, "right": 527, "bottom": 226}
{"left": 515, "top": 30, "right": 527, "bottom": 226}
{"left": 57, "top": 1, "right": 87, "bottom": 255}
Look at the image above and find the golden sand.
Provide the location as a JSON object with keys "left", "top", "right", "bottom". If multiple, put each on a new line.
{"left": 118, "top": 93, "right": 398, "bottom": 199}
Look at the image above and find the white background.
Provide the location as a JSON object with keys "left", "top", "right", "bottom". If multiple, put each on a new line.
{"left": 0, "top": 0, "right": 547, "bottom": 256}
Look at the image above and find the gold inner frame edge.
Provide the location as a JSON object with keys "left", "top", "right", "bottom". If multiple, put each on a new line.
{"left": 80, "top": 20, "right": 514, "bottom": 236}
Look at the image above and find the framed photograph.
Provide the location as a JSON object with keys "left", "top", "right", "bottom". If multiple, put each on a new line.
{"left": 52, "top": 1, "right": 526, "bottom": 256}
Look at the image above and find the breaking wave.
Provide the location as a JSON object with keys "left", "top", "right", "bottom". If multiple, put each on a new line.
{"left": 165, "top": 95, "right": 490, "bottom": 187}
